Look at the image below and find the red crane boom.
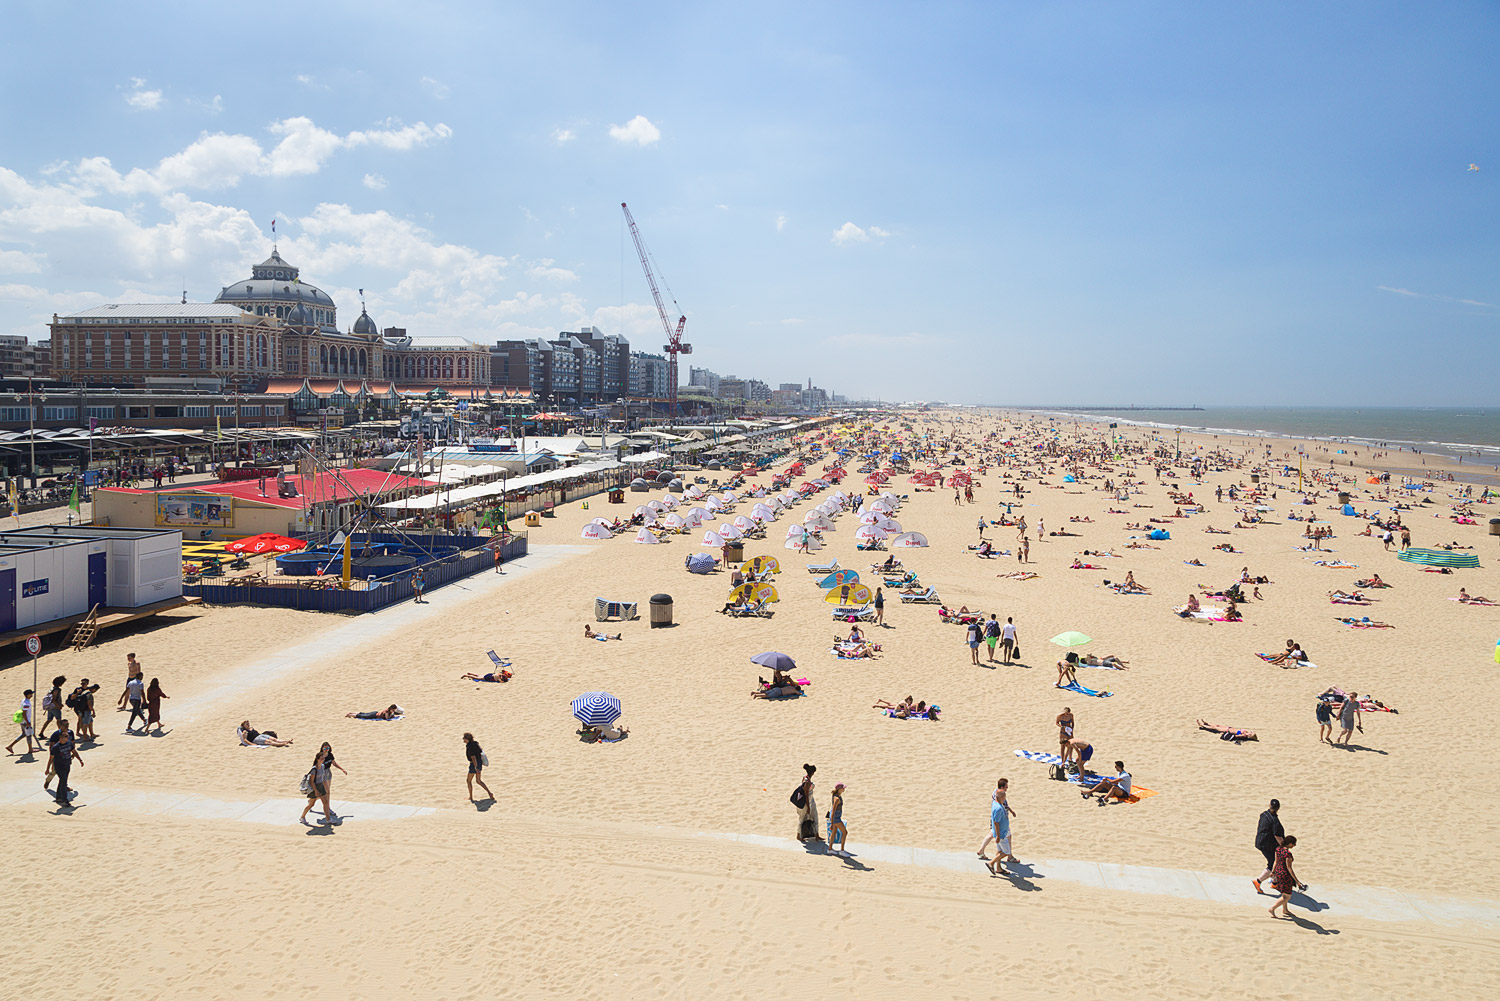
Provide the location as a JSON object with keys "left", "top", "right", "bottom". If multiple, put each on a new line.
{"left": 621, "top": 202, "right": 690, "bottom": 416}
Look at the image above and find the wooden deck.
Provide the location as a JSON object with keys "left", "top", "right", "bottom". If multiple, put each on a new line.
{"left": 0, "top": 595, "right": 203, "bottom": 652}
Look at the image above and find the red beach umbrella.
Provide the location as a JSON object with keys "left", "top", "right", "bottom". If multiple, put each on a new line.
{"left": 226, "top": 532, "right": 307, "bottom": 555}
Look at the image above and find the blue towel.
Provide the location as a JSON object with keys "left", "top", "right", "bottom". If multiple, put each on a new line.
{"left": 1061, "top": 681, "right": 1112, "bottom": 698}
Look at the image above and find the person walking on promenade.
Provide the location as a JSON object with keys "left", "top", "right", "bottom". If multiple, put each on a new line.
{"left": 412, "top": 567, "right": 427, "bottom": 603}
{"left": 7, "top": 690, "right": 39, "bottom": 755}
{"left": 47, "top": 720, "right": 82, "bottom": 807}
{"left": 464, "top": 732, "right": 493, "bottom": 802}
{"left": 793, "top": 763, "right": 819, "bottom": 842}
{"left": 117, "top": 653, "right": 141, "bottom": 711}
{"left": 1267, "top": 836, "right": 1306, "bottom": 919}
{"left": 145, "top": 679, "right": 169, "bottom": 734}
{"left": 978, "top": 777, "right": 1017, "bottom": 870}
{"left": 299, "top": 747, "right": 336, "bottom": 825}
{"left": 123, "top": 672, "right": 148, "bottom": 733}
{"left": 38, "top": 676, "right": 65, "bottom": 740}
{"left": 1252, "top": 799, "right": 1284, "bottom": 894}
{"left": 966, "top": 618, "right": 982, "bottom": 665}
{"left": 826, "top": 783, "right": 849, "bottom": 856}
{"left": 873, "top": 587, "right": 885, "bottom": 627}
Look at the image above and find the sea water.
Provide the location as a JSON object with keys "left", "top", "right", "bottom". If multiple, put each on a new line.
{"left": 1015, "top": 406, "right": 1499, "bottom": 464}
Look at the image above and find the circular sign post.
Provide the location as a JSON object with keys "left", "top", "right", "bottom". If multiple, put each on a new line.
{"left": 25, "top": 634, "right": 41, "bottom": 719}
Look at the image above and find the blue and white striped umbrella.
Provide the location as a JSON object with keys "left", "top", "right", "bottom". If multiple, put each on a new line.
{"left": 571, "top": 691, "right": 622, "bottom": 727}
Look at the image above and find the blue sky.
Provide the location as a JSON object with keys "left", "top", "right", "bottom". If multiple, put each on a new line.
{"left": 1, "top": 1, "right": 1495, "bottom": 404}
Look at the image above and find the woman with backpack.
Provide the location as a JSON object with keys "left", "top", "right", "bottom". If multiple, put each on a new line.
{"left": 298, "top": 747, "right": 336, "bottom": 826}
{"left": 792, "top": 763, "right": 819, "bottom": 842}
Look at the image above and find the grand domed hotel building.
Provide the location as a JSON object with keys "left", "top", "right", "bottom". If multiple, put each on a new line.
{"left": 48, "top": 248, "right": 495, "bottom": 397}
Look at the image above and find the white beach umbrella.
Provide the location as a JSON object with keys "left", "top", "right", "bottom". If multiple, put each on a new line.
{"left": 701, "top": 530, "right": 726, "bottom": 547}
{"left": 580, "top": 523, "right": 613, "bottom": 540}
{"left": 659, "top": 494, "right": 679, "bottom": 509}
{"left": 733, "top": 515, "right": 756, "bottom": 531}
{"left": 752, "top": 503, "right": 777, "bottom": 522}
{"left": 854, "top": 524, "right": 889, "bottom": 542}
{"left": 685, "top": 485, "right": 704, "bottom": 499}
{"left": 591, "top": 517, "right": 614, "bottom": 527}
{"left": 806, "top": 515, "right": 835, "bottom": 531}
{"left": 786, "top": 534, "right": 823, "bottom": 551}
{"left": 858, "top": 510, "right": 881, "bottom": 524}
{"left": 634, "top": 505, "right": 653, "bottom": 518}
{"left": 634, "top": 527, "right": 661, "bottom": 544}
{"left": 646, "top": 499, "right": 665, "bottom": 512}
{"left": 720, "top": 492, "right": 738, "bottom": 503}
{"left": 664, "top": 512, "right": 687, "bottom": 529}
{"left": 705, "top": 497, "right": 723, "bottom": 512}
{"left": 683, "top": 511, "right": 703, "bottom": 527}
{"left": 688, "top": 506, "right": 711, "bottom": 522}
{"left": 891, "top": 531, "right": 929, "bottom": 548}
{"left": 717, "top": 523, "right": 744, "bottom": 540}
{"left": 786, "top": 523, "right": 811, "bottom": 538}
{"left": 875, "top": 518, "right": 902, "bottom": 533}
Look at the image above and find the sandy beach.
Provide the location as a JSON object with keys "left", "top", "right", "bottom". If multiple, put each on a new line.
{"left": 4, "top": 408, "right": 1498, "bottom": 999}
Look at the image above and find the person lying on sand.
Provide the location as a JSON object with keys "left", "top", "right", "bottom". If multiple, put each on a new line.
{"left": 1184, "top": 558, "right": 1205, "bottom": 566}
{"left": 238, "top": 721, "right": 292, "bottom": 747}
{"left": 584, "top": 625, "right": 623, "bottom": 641}
{"left": 1328, "top": 590, "right": 1367, "bottom": 602}
{"left": 751, "top": 669, "right": 804, "bottom": 699}
{"left": 1205, "top": 527, "right": 1232, "bottom": 535}
{"left": 1197, "top": 719, "right": 1258, "bottom": 741}
{"left": 461, "top": 669, "right": 513, "bottom": 682}
{"left": 346, "top": 705, "right": 402, "bottom": 720}
{"left": 1354, "top": 575, "right": 1388, "bottom": 588}
{"left": 584, "top": 723, "right": 629, "bottom": 741}
{"left": 1458, "top": 588, "right": 1497, "bottom": 604}
{"left": 1070, "top": 559, "right": 1103, "bottom": 569}
{"left": 1079, "top": 654, "right": 1129, "bottom": 669}
{"left": 873, "top": 696, "right": 916, "bottom": 712}
{"left": 1125, "top": 542, "right": 1159, "bottom": 549}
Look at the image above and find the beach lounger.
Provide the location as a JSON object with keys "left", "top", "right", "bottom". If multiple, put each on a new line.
{"left": 830, "top": 604, "right": 876, "bottom": 621}
{"left": 899, "top": 587, "right": 941, "bottom": 604}
{"left": 594, "top": 597, "right": 640, "bottom": 622}
{"left": 806, "top": 560, "right": 840, "bottom": 574}
{"left": 726, "top": 600, "right": 774, "bottom": 619}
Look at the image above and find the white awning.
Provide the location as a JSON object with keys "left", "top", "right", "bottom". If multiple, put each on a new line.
{"left": 377, "top": 459, "right": 622, "bottom": 512}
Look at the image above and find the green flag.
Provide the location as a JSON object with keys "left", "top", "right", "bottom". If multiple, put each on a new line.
{"left": 69, "top": 481, "right": 80, "bottom": 513}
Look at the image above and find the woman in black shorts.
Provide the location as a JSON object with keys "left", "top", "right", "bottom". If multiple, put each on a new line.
{"left": 1315, "top": 699, "right": 1333, "bottom": 744}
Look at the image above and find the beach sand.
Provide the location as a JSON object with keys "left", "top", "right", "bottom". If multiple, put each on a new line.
{"left": 3, "top": 409, "right": 1497, "bottom": 998}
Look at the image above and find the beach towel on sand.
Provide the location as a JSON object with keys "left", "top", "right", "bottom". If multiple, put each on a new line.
{"left": 1012, "top": 750, "right": 1157, "bottom": 801}
{"left": 1256, "top": 653, "right": 1317, "bottom": 668}
{"left": 1059, "top": 680, "right": 1112, "bottom": 698}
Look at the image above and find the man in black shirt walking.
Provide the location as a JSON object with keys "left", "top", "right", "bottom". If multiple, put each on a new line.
{"left": 47, "top": 721, "right": 83, "bottom": 807}
{"left": 1252, "top": 798, "right": 1284, "bottom": 894}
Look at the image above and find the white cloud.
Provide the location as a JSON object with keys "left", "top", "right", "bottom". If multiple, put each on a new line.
{"left": 552, "top": 128, "right": 576, "bottom": 144}
{"left": 780, "top": 317, "right": 805, "bottom": 325}
{"left": 420, "top": 76, "right": 451, "bottom": 99}
{"left": 832, "top": 221, "right": 889, "bottom": 246}
{"left": 362, "top": 173, "right": 387, "bottom": 191}
{"left": 0, "top": 249, "right": 43, "bottom": 274}
{"left": 59, "top": 117, "right": 452, "bottom": 196}
{"left": 296, "top": 74, "right": 315, "bottom": 86}
{"left": 1377, "top": 284, "right": 1496, "bottom": 308}
{"left": 124, "top": 78, "right": 163, "bottom": 111}
{"left": 527, "top": 260, "right": 577, "bottom": 281}
{"left": 608, "top": 115, "right": 661, "bottom": 146}
{"left": 775, "top": 213, "right": 786, "bottom": 232}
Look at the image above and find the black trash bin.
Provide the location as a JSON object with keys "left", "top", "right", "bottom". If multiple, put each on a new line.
{"left": 649, "top": 593, "right": 673, "bottom": 628}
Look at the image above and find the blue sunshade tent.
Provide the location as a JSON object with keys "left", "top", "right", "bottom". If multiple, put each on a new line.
{"left": 817, "top": 569, "right": 859, "bottom": 589}
{"left": 571, "top": 691, "right": 622, "bottom": 727}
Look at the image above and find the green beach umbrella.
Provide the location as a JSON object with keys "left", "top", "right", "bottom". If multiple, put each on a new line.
{"left": 1049, "top": 631, "right": 1092, "bottom": 648}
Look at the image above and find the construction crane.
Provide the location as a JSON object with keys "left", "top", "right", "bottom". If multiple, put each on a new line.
{"left": 621, "top": 202, "right": 690, "bottom": 416}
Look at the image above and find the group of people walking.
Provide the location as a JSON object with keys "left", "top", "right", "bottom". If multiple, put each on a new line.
{"left": 7, "top": 653, "right": 170, "bottom": 809}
